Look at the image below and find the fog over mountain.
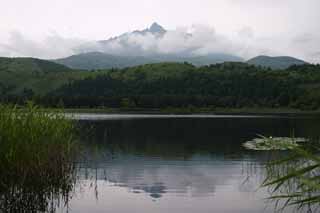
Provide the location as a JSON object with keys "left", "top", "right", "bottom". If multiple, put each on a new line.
{"left": 0, "top": 22, "right": 318, "bottom": 64}
{"left": 52, "top": 23, "right": 249, "bottom": 69}
{"left": 72, "top": 23, "right": 247, "bottom": 59}
{"left": 1, "top": 0, "right": 319, "bottom": 63}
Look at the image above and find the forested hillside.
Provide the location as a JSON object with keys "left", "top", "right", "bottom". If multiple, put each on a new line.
{"left": 0, "top": 57, "right": 91, "bottom": 96}
{"left": 0, "top": 57, "right": 72, "bottom": 74}
{"left": 1, "top": 57, "right": 320, "bottom": 111}
{"left": 42, "top": 63, "right": 320, "bottom": 110}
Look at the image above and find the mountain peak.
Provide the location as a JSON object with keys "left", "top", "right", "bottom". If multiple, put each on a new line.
{"left": 149, "top": 22, "right": 166, "bottom": 34}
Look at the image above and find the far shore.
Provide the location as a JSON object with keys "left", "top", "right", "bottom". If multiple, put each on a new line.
{"left": 42, "top": 107, "right": 320, "bottom": 117}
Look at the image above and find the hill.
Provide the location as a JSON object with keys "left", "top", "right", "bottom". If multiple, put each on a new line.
{"left": 0, "top": 57, "right": 71, "bottom": 74}
{"left": 2, "top": 57, "right": 320, "bottom": 111}
{"left": 0, "top": 57, "right": 90, "bottom": 95}
{"left": 247, "top": 55, "right": 307, "bottom": 69}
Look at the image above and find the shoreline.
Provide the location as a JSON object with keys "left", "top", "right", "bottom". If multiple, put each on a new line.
{"left": 49, "top": 107, "right": 320, "bottom": 117}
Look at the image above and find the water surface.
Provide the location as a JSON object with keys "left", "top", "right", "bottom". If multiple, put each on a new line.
{"left": 60, "top": 114, "right": 320, "bottom": 213}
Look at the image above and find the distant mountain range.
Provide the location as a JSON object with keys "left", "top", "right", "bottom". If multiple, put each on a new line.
{"left": 52, "top": 23, "right": 308, "bottom": 70}
{"left": 246, "top": 55, "right": 307, "bottom": 69}
{"left": 54, "top": 51, "right": 307, "bottom": 70}
{"left": 53, "top": 23, "right": 243, "bottom": 69}
{"left": 0, "top": 23, "right": 309, "bottom": 73}
{"left": 54, "top": 52, "right": 153, "bottom": 70}
{"left": 53, "top": 52, "right": 243, "bottom": 70}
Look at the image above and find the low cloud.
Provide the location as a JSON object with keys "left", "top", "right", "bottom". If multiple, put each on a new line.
{"left": 289, "top": 33, "right": 320, "bottom": 63}
{"left": 89, "top": 25, "right": 250, "bottom": 58}
{"left": 0, "top": 25, "right": 319, "bottom": 63}
{"left": 0, "top": 31, "right": 85, "bottom": 59}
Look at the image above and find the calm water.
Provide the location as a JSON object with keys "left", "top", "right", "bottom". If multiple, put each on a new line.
{"left": 57, "top": 114, "right": 320, "bottom": 213}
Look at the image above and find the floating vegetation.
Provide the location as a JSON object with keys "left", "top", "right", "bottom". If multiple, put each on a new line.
{"left": 243, "top": 135, "right": 308, "bottom": 151}
{"left": 0, "top": 103, "right": 78, "bottom": 212}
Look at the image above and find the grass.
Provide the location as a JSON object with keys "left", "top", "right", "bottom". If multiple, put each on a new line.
{"left": 0, "top": 103, "right": 78, "bottom": 212}
{"left": 262, "top": 141, "right": 320, "bottom": 212}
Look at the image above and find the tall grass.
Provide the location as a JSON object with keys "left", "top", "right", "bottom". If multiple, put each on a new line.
{"left": 0, "top": 103, "right": 78, "bottom": 212}
{"left": 263, "top": 142, "right": 320, "bottom": 212}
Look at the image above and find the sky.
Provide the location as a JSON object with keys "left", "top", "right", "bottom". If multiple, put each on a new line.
{"left": 0, "top": 0, "right": 319, "bottom": 62}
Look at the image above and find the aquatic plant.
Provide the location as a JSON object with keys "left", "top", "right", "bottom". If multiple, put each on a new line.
{"left": 244, "top": 135, "right": 320, "bottom": 211}
{"left": 243, "top": 135, "right": 308, "bottom": 151}
{"left": 0, "top": 103, "right": 78, "bottom": 212}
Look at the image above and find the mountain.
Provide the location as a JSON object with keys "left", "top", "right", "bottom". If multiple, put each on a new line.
{"left": 54, "top": 52, "right": 243, "bottom": 70}
{"left": 54, "top": 23, "right": 243, "bottom": 70}
{"left": 147, "top": 22, "right": 166, "bottom": 34}
{"left": 247, "top": 55, "right": 307, "bottom": 69}
{"left": 53, "top": 52, "right": 157, "bottom": 70}
{"left": 99, "top": 22, "right": 166, "bottom": 45}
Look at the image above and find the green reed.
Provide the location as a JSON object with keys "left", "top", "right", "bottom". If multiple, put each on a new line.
{"left": 0, "top": 103, "right": 78, "bottom": 212}
{"left": 263, "top": 142, "right": 320, "bottom": 212}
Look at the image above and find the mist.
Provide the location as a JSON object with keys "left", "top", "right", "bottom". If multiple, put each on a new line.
{"left": 0, "top": 31, "right": 86, "bottom": 59}
{"left": 0, "top": 24, "right": 319, "bottom": 63}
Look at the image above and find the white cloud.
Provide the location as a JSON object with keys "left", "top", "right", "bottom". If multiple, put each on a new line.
{"left": 0, "top": 31, "right": 86, "bottom": 59}
{"left": 90, "top": 24, "right": 258, "bottom": 58}
{"left": 0, "top": 0, "right": 319, "bottom": 62}
{"left": 0, "top": 24, "right": 319, "bottom": 63}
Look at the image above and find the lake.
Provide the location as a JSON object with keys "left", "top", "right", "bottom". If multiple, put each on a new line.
{"left": 58, "top": 114, "right": 320, "bottom": 213}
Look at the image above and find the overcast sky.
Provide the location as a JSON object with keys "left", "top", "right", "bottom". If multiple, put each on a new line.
{"left": 0, "top": 0, "right": 319, "bottom": 62}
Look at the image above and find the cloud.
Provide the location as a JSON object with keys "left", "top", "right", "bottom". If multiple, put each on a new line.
{"left": 89, "top": 24, "right": 256, "bottom": 58}
{"left": 0, "top": 25, "right": 319, "bottom": 63}
{"left": 0, "top": 31, "right": 86, "bottom": 59}
{"left": 288, "top": 33, "right": 320, "bottom": 63}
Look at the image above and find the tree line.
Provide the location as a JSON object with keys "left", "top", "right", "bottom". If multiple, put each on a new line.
{"left": 2, "top": 62, "right": 320, "bottom": 110}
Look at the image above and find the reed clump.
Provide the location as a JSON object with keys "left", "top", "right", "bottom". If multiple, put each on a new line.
{"left": 263, "top": 142, "right": 320, "bottom": 212}
{"left": 0, "top": 103, "right": 78, "bottom": 212}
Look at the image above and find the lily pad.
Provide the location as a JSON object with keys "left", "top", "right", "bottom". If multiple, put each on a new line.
{"left": 243, "top": 136, "right": 308, "bottom": 151}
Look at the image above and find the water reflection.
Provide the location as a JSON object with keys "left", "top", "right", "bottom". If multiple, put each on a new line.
{"left": 3, "top": 115, "right": 320, "bottom": 212}
{"left": 0, "top": 156, "right": 76, "bottom": 212}
{"left": 78, "top": 155, "right": 266, "bottom": 200}
{"left": 64, "top": 115, "right": 320, "bottom": 212}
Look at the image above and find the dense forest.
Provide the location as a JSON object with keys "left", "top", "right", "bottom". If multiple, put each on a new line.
{"left": 3, "top": 62, "right": 316, "bottom": 110}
